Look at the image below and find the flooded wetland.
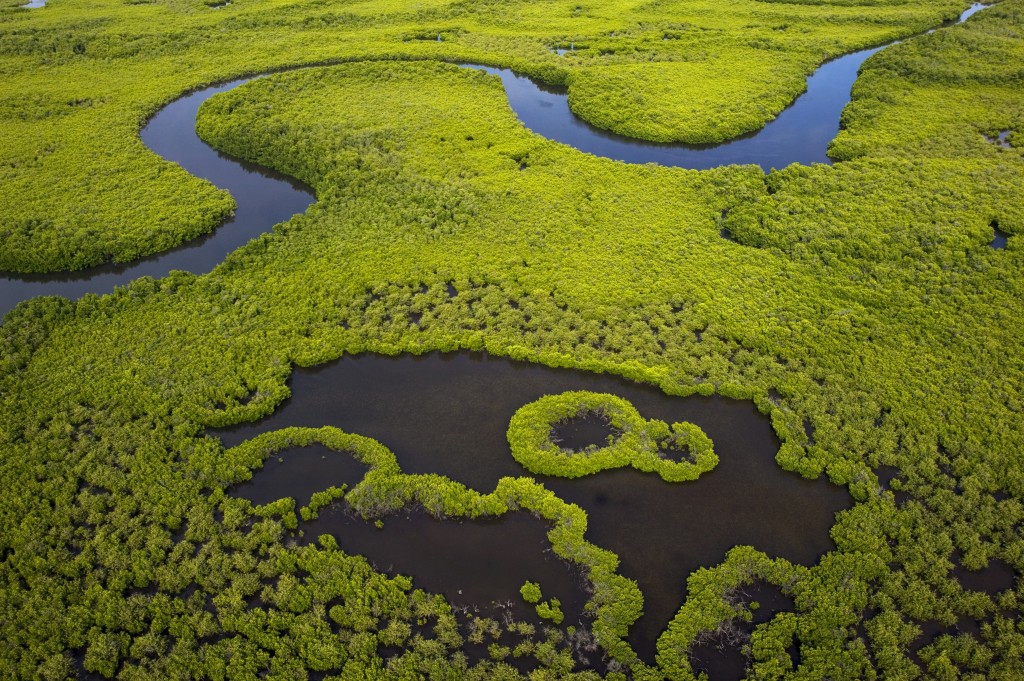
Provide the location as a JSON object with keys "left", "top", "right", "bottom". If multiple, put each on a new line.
{"left": 220, "top": 351, "right": 850, "bottom": 665}
{"left": 2, "top": 0, "right": 1021, "bottom": 677}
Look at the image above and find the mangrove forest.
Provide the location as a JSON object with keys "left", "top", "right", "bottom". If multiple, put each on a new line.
{"left": 0, "top": 0, "right": 1022, "bottom": 678}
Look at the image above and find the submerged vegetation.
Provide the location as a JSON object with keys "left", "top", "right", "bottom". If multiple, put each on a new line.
{"left": 1, "top": 0, "right": 1023, "bottom": 679}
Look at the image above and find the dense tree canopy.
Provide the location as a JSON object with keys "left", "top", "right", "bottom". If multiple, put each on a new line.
{"left": 0, "top": 0, "right": 1022, "bottom": 678}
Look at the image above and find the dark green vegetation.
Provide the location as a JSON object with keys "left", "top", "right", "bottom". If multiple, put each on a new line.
{"left": 2, "top": 0, "right": 1024, "bottom": 679}
{"left": 507, "top": 391, "right": 717, "bottom": 481}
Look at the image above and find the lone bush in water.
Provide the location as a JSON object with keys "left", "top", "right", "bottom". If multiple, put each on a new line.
{"left": 537, "top": 597, "right": 565, "bottom": 625}
{"left": 520, "top": 581, "right": 543, "bottom": 604}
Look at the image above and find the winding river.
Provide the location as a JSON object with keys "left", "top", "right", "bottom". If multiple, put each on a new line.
{"left": 0, "top": 3, "right": 988, "bottom": 317}
{"left": 479, "top": 0, "right": 985, "bottom": 169}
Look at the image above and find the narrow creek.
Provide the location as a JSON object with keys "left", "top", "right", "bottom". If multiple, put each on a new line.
{"left": 470, "top": 3, "right": 988, "bottom": 169}
{"left": 0, "top": 80, "right": 315, "bottom": 318}
{"left": 0, "top": 3, "right": 991, "bottom": 317}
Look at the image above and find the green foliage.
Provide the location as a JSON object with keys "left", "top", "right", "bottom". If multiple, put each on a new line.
{"left": 507, "top": 391, "right": 717, "bottom": 482}
{"left": 0, "top": 0, "right": 967, "bottom": 271}
{"left": 220, "top": 427, "right": 651, "bottom": 669}
{"left": 655, "top": 546, "right": 806, "bottom": 680}
{"left": 520, "top": 581, "right": 543, "bottom": 604}
{"left": 566, "top": 47, "right": 813, "bottom": 144}
{"left": 299, "top": 485, "right": 347, "bottom": 521}
{"left": 1, "top": 0, "right": 1023, "bottom": 679}
{"left": 536, "top": 598, "right": 565, "bottom": 625}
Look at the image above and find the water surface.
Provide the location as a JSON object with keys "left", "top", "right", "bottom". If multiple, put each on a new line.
{"left": 0, "top": 78, "right": 313, "bottom": 318}
{"left": 688, "top": 581, "right": 796, "bottom": 680}
{"left": 0, "top": 4, "right": 988, "bottom": 317}
{"left": 464, "top": 3, "right": 987, "bottom": 170}
{"left": 234, "top": 443, "right": 367, "bottom": 507}
{"left": 218, "top": 351, "right": 851, "bottom": 662}
{"left": 305, "top": 508, "right": 590, "bottom": 631}
{"left": 992, "top": 226, "right": 1010, "bottom": 249}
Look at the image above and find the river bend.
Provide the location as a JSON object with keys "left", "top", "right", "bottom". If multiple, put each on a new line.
{"left": 0, "top": 3, "right": 988, "bottom": 316}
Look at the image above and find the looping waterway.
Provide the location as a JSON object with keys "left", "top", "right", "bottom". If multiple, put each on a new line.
{"left": 0, "top": 3, "right": 989, "bottom": 316}
{"left": 469, "top": 3, "right": 987, "bottom": 169}
{"left": 2, "top": 7, "right": 996, "bottom": 675}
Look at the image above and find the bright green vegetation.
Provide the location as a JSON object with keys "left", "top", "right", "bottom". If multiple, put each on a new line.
{"left": 0, "top": 0, "right": 973, "bottom": 272}
{"left": 225, "top": 427, "right": 646, "bottom": 672}
{"left": 537, "top": 599, "right": 566, "bottom": 626}
{"left": 520, "top": 582, "right": 566, "bottom": 625}
{"left": 521, "top": 581, "right": 543, "bottom": 604}
{"left": 507, "top": 391, "right": 717, "bottom": 481}
{"left": 657, "top": 547, "right": 807, "bottom": 679}
{"left": 299, "top": 485, "right": 348, "bottom": 522}
{"left": 2, "top": 0, "right": 1024, "bottom": 680}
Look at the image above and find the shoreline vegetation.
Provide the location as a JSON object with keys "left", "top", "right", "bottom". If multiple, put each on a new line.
{"left": 1, "top": 0, "right": 1022, "bottom": 679}
{"left": 507, "top": 391, "right": 718, "bottom": 481}
{"left": 0, "top": 0, "right": 1001, "bottom": 275}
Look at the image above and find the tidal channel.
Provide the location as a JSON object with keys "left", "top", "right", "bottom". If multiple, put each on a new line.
{"left": 0, "top": 3, "right": 990, "bottom": 316}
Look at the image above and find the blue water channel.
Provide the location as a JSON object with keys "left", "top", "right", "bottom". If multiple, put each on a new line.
{"left": 0, "top": 3, "right": 990, "bottom": 316}
{"left": 469, "top": 4, "right": 987, "bottom": 169}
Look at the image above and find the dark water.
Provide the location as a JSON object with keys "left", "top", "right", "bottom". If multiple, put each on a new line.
{"left": 467, "top": 59, "right": 857, "bottom": 170}
{"left": 992, "top": 227, "right": 1009, "bottom": 249}
{"left": 233, "top": 442, "right": 590, "bottom": 624}
{"left": 233, "top": 445, "right": 594, "bottom": 666}
{"left": 0, "top": 4, "right": 987, "bottom": 317}
{"left": 953, "top": 556, "right": 1017, "bottom": 595}
{"left": 234, "top": 443, "right": 367, "bottom": 507}
{"left": 550, "top": 412, "right": 619, "bottom": 452}
{"left": 218, "top": 351, "right": 851, "bottom": 662}
{"left": 304, "top": 508, "right": 590, "bottom": 629}
{"left": 466, "top": 4, "right": 987, "bottom": 171}
{"left": 0, "top": 78, "right": 314, "bottom": 318}
{"left": 876, "top": 464, "right": 912, "bottom": 506}
{"left": 908, "top": 616, "right": 987, "bottom": 670}
{"left": 688, "top": 581, "right": 796, "bottom": 680}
